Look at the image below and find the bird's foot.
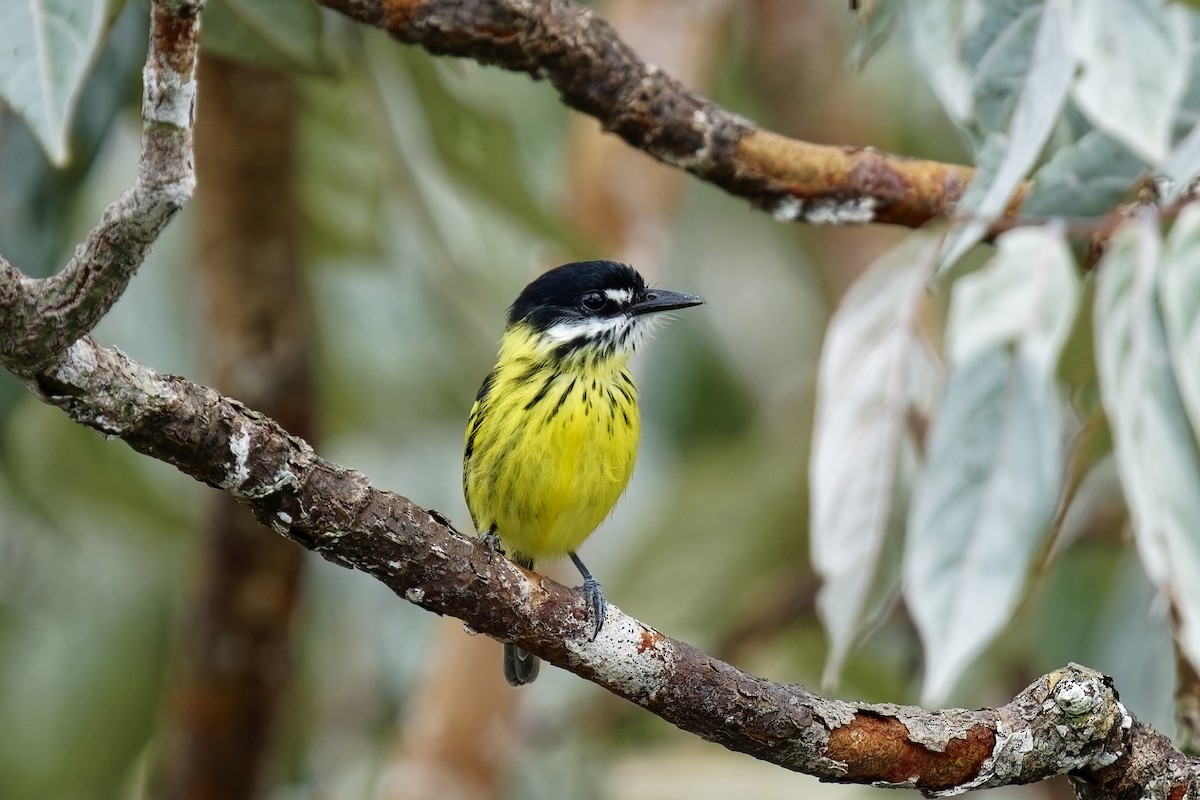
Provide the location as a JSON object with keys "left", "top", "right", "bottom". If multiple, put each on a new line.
{"left": 582, "top": 576, "right": 606, "bottom": 641}
{"left": 569, "top": 551, "right": 606, "bottom": 640}
{"left": 481, "top": 530, "right": 504, "bottom": 562}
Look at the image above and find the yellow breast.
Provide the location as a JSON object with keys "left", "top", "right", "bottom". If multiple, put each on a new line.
{"left": 463, "top": 327, "right": 639, "bottom": 563}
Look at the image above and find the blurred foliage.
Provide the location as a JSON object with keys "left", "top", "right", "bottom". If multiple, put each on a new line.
{"left": 1, "top": 1, "right": 1198, "bottom": 799}
{"left": 202, "top": 0, "right": 328, "bottom": 72}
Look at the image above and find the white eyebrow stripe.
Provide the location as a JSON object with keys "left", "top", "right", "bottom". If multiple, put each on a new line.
{"left": 603, "top": 288, "right": 633, "bottom": 305}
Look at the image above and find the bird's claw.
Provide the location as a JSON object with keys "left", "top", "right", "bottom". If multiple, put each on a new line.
{"left": 582, "top": 577, "right": 606, "bottom": 641}
{"left": 481, "top": 531, "right": 504, "bottom": 562}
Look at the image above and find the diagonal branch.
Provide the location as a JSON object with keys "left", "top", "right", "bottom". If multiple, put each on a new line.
{"left": 317, "top": 0, "right": 1002, "bottom": 229}
{"left": 9, "top": 334, "right": 1194, "bottom": 798}
{"left": 0, "top": 1, "right": 1189, "bottom": 796}
{"left": 0, "top": 0, "right": 201, "bottom": 377}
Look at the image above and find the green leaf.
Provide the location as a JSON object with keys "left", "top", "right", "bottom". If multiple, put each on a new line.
{"left": 810, "top": 232, "right": 942, "bottom": 687}
{"left": 936, "top": 0, "right": 1075, "bottom": 276}
{"left": 1022, "top": 130, "right": 1147, "bottom": 217}
{"left": 1070, "top": 0, "right": 1191, "bottom": 163}
{"left": 1095, "top": 211, "right": 1200, "bottom": 678}
{"left": 904, "top": 347, "right": 1063, "bottom": 703}
{"left": 0, "top": 0, "right": 111, "bottom": 164}
{"left": 202, "top": 0, "right": 326, "bottom": 72}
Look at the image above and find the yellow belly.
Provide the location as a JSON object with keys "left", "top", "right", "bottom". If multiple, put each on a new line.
{"left": 464, "top": 361, "right": 639, "bottom": 563}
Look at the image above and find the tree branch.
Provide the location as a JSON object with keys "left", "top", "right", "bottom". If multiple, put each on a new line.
{"left": 0, "top": 1, "right": 1192, "bottom": 796}
{"left": 0, "top": 0, "right": 200, "bottom": 376}
{"left": 3, "top": 335, "right": 1191, "bottom": 797}
{"left": 317, "top": 0, "right": 1000, "bottom": 230}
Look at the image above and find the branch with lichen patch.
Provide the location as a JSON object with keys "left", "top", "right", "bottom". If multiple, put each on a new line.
{"left": 7, "top": 334, "right": 1194, "bottom": 798}
{"left": 0, "top": 0, "right": 201, "bottom": 377}
{"left": 316, "top": 0, "right": 1016, "bottom": 229}
{"left": 0, "top": 0, "right": 1189, "bottom": 794}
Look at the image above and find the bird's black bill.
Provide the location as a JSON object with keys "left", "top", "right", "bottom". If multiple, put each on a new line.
{"left": 628, "top": 289, "right": 704, "bottom": 316}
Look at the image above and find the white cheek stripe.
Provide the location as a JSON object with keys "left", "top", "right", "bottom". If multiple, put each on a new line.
{"left": 542, "top": 315, "right": 629, "bottom": 344}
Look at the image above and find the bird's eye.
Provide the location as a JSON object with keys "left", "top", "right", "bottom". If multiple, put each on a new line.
{"left": 580, "top": 290, "right": 607, "bottom": 312}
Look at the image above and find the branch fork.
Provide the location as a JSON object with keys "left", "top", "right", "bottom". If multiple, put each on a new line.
{"left": 0, "top": 0, "right": 202, "bottom": 376}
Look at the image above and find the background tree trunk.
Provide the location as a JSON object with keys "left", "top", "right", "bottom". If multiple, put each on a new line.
{"left": 159, "top": 54, "right": 312, "bottom": 800}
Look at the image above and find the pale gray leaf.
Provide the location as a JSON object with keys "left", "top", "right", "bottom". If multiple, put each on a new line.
{"left": 1160, "top": 204, "right": 1200, "bottom": 449}
{"left": 904, "top": 0, "right": 1053, "bottom": 133}
{"left": 971, "top": 2, "right": 1042, "bottom": 136}
{"left": 1158, "top": 123, "right": 1200, "bottom": 203}
{"left": 810, "top": 232, "right": 942, "bottom": 687}
{"left": 906, "top": 225, "right": 1077, "bottom": 702}
{"left": 1096, "top": 212, "right": 1200, "bottom": 675}
{"left": 947, "top": 225, "right": 1080, "bottom": 374}
{"left": 1071, "top": 0, "right": 1191, "bottom": 162}
{"left": 903, "top": 1, "right": 975, "bottom": 124}
{"left": 937, "top": 0, "right": 1075, "bottom": 275}
{"left": 904, "top": 347, "right": 1062, "bottom": 703}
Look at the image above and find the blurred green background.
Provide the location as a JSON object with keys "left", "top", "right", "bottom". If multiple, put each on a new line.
{"left": 0, "top": 2, "right": 1172, "bottom": 799}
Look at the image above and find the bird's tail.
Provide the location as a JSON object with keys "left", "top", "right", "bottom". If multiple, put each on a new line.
{"left": 504, "top": 551, "right": 539, "bottom": 685}
{"left": 503, "top": 643, "right": 540, "bottom": 685}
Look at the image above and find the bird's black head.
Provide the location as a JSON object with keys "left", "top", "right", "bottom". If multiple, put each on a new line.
{"left": 507, "top": 260, "right": 702, "bottom": 331}
{"left": 508, "top": 261, "right": 644, "bottom": 328}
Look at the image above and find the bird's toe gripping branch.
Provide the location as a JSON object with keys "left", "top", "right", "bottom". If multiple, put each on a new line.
{"left": 583, "top": 577, "right": 606, "bottom": 642}
{"left": 569, "top": 551, "right": 606, "bottom": 640}
{"left": 480, "top": 528, "right": 504, "bottom": 562}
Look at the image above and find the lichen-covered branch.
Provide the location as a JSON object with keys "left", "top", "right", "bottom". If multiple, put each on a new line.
{"left": 0, "top": 0, "right": 200, "bottom": 376}
{"left": 2, "top": 335, "right": 1191, "bottom": 798}
{"left": 316, "top": 0, "right": 995, "bottom": 229}
{"left": 0, "top": 0, "right": 1192, "bottom": 795}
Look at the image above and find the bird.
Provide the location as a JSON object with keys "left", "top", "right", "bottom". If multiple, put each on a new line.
{"left": 463, "top": 260, "right": 703, "bottom": 685}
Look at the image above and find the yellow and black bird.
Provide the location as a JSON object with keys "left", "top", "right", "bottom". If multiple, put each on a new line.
{"left": 463, "top": 260, "right": 703, "bottom": 685}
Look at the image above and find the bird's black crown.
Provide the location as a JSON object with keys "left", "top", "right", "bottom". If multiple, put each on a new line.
{"left": 507, "top": 260, "right": 645, "bottom": 329}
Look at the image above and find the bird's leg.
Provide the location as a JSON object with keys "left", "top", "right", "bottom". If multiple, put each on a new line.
{"left": 481, "top": 525, "right": 504, "bottom": 561}
{"left": 568, "top": 551, "right": 606, "bottom": 640}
